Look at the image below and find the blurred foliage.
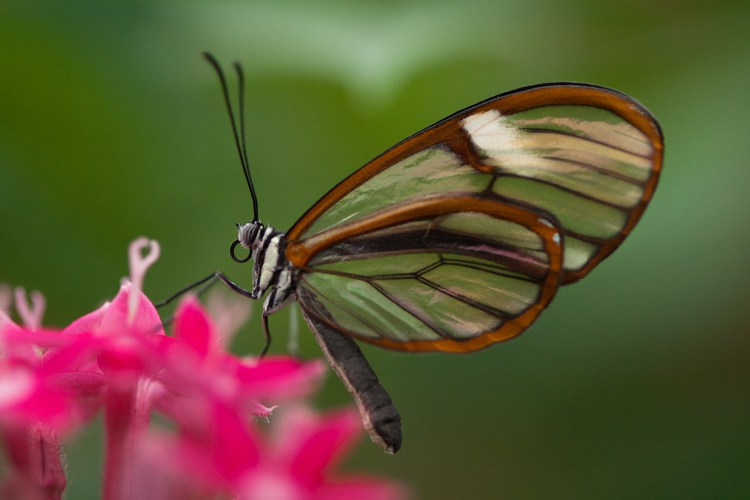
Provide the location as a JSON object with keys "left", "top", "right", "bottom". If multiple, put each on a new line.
{"left": 1, "top": 1, "right": 749, "bottom": 498}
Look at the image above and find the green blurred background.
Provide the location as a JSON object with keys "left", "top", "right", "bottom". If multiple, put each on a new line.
{"left": 1, "top": 1, "right": 748, "bottom": 498}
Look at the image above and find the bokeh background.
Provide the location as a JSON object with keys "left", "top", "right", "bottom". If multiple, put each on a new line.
{"left": 1, "top": 1, "right": 748, "bottom": 498}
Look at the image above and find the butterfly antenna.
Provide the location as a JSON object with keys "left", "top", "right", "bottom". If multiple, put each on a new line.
{"left": 232, "top": 61, "right": 259, "bottom": 223}
{"left": 203, "top": 52, "right": 260, "bottom": 223}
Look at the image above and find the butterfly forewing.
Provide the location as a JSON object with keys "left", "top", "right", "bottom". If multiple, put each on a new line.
{"left": 464, "top": 100, "right": 660, "bottom": 280}
{"left": 287, "top": 84, "right": 663, "bottom": 284}
{"left": 288, "top": 197, "right": 563, "bottom": 353}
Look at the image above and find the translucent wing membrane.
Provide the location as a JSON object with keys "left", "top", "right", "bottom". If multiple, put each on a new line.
{"left": 288, "top": 84, "right": 663, "bottom": 284}
{"left": 288, "top": 197, "right": 563, "bottom": 352}
{"left": 465, "top": 104, "right": 656, "bottom": 278}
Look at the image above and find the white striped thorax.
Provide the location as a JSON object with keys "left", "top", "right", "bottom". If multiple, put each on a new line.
{"left": 237, "top": 222, "right": 297, "bottom": 313}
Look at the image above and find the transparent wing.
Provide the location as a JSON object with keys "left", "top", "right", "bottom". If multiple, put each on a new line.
{"left": 287, "top": 83, "right": 662, "bottom": 283}
{"left": 288, "top": 197, "right": 563, "bottom": 352}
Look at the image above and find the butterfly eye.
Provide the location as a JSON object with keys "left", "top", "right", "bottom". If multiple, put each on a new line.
{"left": 229, "top": 239, "right": 252, "bottom": 263}
{"left": 237, "top": 222, "right": 264, "bottom": 246}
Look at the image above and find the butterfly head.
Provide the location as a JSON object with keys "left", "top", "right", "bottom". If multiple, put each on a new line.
{"left": 231, "top": 222, "right": 265, "bottom": 263}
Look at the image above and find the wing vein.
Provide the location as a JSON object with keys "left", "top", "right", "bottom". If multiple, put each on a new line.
{"left": 301, "top": 279, "right": 393, "bottom": 340}
{"left": 520, "top": 126, "right": 652, "bottom": 160}
{"left": 367, "top": 281, "right": 450, "bottom": 340}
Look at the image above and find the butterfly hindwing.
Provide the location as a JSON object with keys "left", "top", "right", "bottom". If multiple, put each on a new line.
{"left": 288, "top": 196, "right": 563, "bottom": 352}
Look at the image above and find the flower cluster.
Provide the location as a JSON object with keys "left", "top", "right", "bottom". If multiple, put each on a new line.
{"left": 0, "top": 238, "right": 405, "bottom": 500}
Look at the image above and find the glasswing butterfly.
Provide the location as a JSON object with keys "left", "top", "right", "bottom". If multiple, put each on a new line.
{"left": 171, "top": 53, "right": 663, "bottom": 454}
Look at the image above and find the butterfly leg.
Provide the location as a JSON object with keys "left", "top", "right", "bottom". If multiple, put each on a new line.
{"left": 156, "top": 271, "right": 256, "bottom": 308}
{"left": 260, "top": 312, "right": 271, "bottom": 357}
{"left": 212, "top": 271, "right": 255, "bottom": 299}
{"left": 212, "top": 272, "right": 283, "bottom": 357}
{"left": 259, "top": 287, "right": 296, "bottom": 357}
{"left": 154, "top": 272, "right": 218, "bottom": 308}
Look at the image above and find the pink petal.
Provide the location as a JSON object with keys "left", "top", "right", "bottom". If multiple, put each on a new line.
{"left": 0, "top": 313, "right": 37, "bottom": 363}
{"left": 314, "top": 478, "right": 408, "bottom": 500}
{"left": 131, "top": 432, "right": 228, "bottom": 499}
{"left": 234, "top": 357, "right": 325, "bottom": 400}
{"left": 48, "top": 371, "right": 104, "bottom": 424}
{"left": 173, "top": 297, "right": 216, "bottom": 358}
{"left": 62, "top": 301, "right": 110, "bottom": 336}
{"left": 207, "top": 403, "right": 262, "bottom": 481}
{"left": 38, "top": 334, "right": 102, "bottom": 374}
{"left": 0, "top": 367, "right": 36, "bottom": 409}
{"left": 99, "top": 284, "right": 164, "bottom": 337}
{"left": 0, "top": 367, "right": 70, "bottom": 430}
{"left": 275, "top": 407, "right": 362, "bottom": 488}
{"left": 98, "top": 340, "right": 148, "bottom": 380}
{"left": 239, "top": 469, "right": 303, "bottom": 500}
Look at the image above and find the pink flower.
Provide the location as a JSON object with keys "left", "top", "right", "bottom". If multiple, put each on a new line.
{"left": 134, "top": 405, "right": 406, "bottom": 500}
{"left": 0, "top": 294, "right": 72, "bottom": 500}
{"left": 255, "top": 406, "right": 406, "bottom": 500}
{"left": 160, "top": 296, "right": 325, "bottom": 420}
{"left": 0, "top": 237, "right": 407, "bottom": 499}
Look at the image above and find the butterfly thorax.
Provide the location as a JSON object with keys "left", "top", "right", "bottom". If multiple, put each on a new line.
{"left": 237, "top": 222, "right": 297, "bottom": 313}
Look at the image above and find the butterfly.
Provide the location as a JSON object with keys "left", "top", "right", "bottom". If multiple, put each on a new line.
{"left": 186, "top": 53, "right": 663, "bottom": 454}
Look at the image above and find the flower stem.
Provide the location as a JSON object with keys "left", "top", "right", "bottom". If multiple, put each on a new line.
{"left": 1, "top": 423, "right": 66, "bottom": 500}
